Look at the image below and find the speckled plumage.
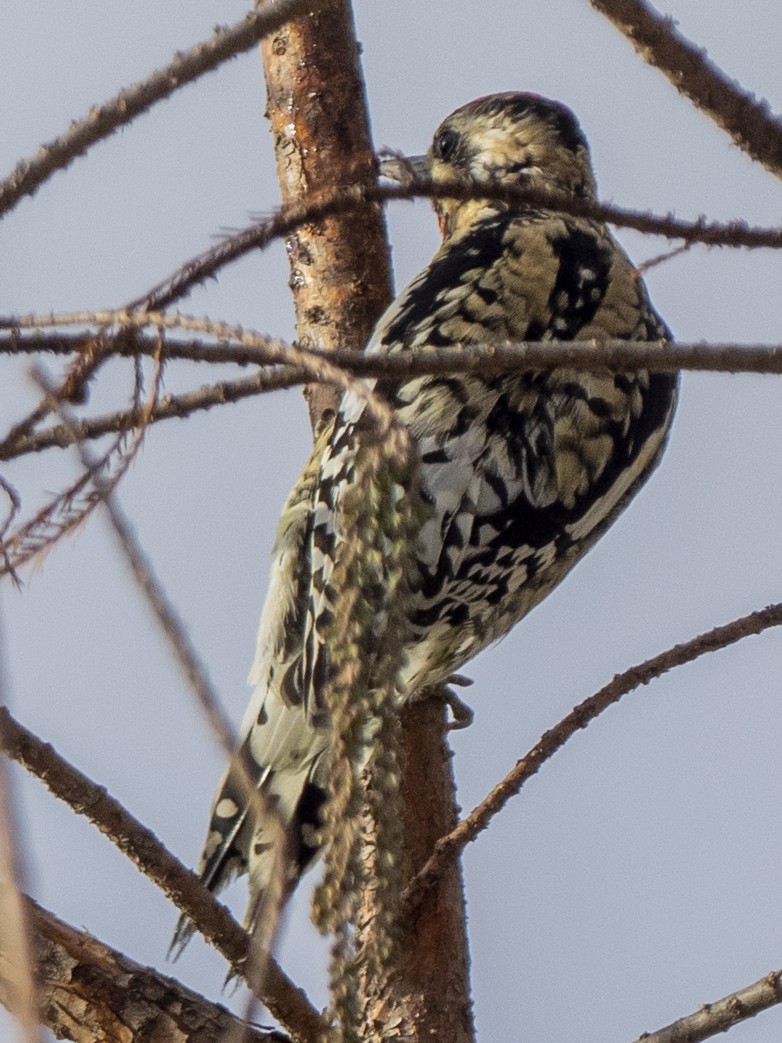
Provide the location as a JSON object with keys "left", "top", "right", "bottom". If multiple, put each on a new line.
{"left": 172, "top": 93, "right": 677, "bottom": 954}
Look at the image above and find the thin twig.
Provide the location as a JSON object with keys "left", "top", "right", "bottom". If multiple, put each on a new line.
{"left": 1, "top": 441, "right": 114, "bottom": 572}
{"left": 28, "top": 367, "right": 299, "bottom": 977}
{"left": 0, "top": 334, "right": 113, "bottom": 463}
{"left": 0, "top": 367, "right": 306, "bottom": 469}
{"left": 0, "top": 705, "right": 324, "bottom": 1043}
{"left": 2, "top": 352, "right": 161, "bottom": 576}
{"left": 589, "top": 0, "right": 782, "bottom": 178}
{"left": 636, "top": 241, "right": 693, "bottom": 274}
{"left": 0, "top": 478, "right": 21, "bottom": 588}
{"left": 630, "top": 968, "right": 782, "bottom": 1043}
{"left": 85, "top": 474, "right": 238, "bottom": 755}
{"left": 404, "top": 601, "right": 782, "bottom": 910}
{"left": 0, "top": 0, "right": 315, "bottom": 219}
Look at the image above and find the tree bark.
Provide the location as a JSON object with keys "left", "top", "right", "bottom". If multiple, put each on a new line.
{"left": 259, "top": 0, "right": 393, "bottom": 425}
{"left": 259, "top": 4, "right": 475, "bottom": 1040}
{"left": 360, "top": 699, "right": 475, "bottom": 1043}
{"left": 0, "top": 898, "right": 288, "bottom": 1043}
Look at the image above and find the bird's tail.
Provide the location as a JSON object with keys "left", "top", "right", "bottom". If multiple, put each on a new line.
{"left": 169, "top": 697, "right": 329, "bottom": 961}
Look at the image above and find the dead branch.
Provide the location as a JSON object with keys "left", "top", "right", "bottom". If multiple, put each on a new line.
{"left": 0, "top": 706, "right": 325, "bottom": 1043}
{"left": 129, "top": 180, "right": 782, "bottom": 314}
{"left": 9, "top": 328, "right": 782, "bottom": 378}
{"left": 0, "top": 896, "right": 289, "bottom": 1043}
{"left": 630, "top": 968, "right": 782, "bottom": 1043}
{"left": 588, "top": 0, "right": 782, "bottom": 177}
{"left": 11, "top": 310, "right": 399, "bottom": 429}
{"left": 405, "top": 600, "right": 782, "bottom": 910}
{"left": 0, "top": 367, "right": 305, "bottom": 467}
{"left": 5, "top": 336, "right": 782, "bottom": 469}
{"left": 4, "top": 353, "right": 160, "bottom": 576}
{"left": 0, "top": 0, "right": 315, "bottom": 219}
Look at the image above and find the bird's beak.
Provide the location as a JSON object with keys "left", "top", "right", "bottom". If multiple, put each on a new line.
{"left": 377, "top": 153, "right": 429, "bottom": 185}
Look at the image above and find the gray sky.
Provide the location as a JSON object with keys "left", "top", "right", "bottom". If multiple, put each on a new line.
{"left": 3, "top": 2, "right": 782, "bottom": 1040}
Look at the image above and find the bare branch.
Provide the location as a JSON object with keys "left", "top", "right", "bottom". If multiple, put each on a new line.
{"left": 631, "top": 968, "right": 782, "bottom": 1043}
{"left": 0, "top": 311, "right": 406, "bottom": 476}
{"left": 5, "top": 334, "right": 782, "bottom": 469}
{"left": 14, "top": 310, "right": 400, "bottom": 431}
{"left": 588, "top": 0, "right": 782, "bottom": 177}
{"left": 405, "top": 601, "right": 782, "bottom": 910}
{"left": 0, "top": 705, "right": 325, "bottom": 1043}
{"left": 0, "top": 478, "right": 21, "bottom": 588}
{"left": 131, "top": 180, "right": 782, "bottom": 312}
{"left": 0, "top": 0, "right": 315, "bottom": 219}
{"left": 3, "top": 435, "right": 135, "bottom": 575}
{"left": 11, "top": 327, "right": 782, "bottom": 378}
{"left": 0, "top": 334, "right": 112, "bottom": 464}
{"left": 0, "top": 367, "right": 306, "bottom": 466}
{"left": 0, "top": 895, "right": 289, "bottom": 1043}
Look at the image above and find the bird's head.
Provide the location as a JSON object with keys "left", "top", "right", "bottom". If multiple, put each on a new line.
{"left": 384, "top": 93, "right": 597, "bottom": 239}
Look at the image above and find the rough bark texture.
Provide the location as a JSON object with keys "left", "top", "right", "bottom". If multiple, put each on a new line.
{"left": 259, "top": 0, "right": 393, "bottom": 425}
{"left": 0, "top": 705, "right": 325, "bottom": 1043}
{"left": 259, "top": 5, "right": 475, "bottom": 1040}
{"left": 360, "top": 699, "right": 475, "bottom": 1043}
{"left": 0, "top": 898, "right": 286, "bottom": 1043}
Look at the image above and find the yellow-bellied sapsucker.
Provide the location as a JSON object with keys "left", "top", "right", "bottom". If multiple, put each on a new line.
{"left": 172, "top": 92, "right": 678, "bottom": 953}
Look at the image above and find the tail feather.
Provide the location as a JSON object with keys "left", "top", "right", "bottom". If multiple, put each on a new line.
{"left": 169, "top": 690, "right": 328, "bottom": 960}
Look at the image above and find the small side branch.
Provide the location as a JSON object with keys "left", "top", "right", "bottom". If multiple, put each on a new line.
{"left": 0, "top": 367, "right": 305, "bottom": 464}
{"left": 0, "top": 0, "right": 314, "bottom": 218}
{"left": 589, "top": 0, "right": 782, "bottom": 177}
{"left": 405, "top": 601, "right": 782, "bottom": 909}
{"left": 131, "top": 181, "right": 782, "bottom": 312}
{"left": 631, "top": 968, "right": 782, "bottom": 1043}
{"left": 8, "top": 329, "right": 782, "bottom": 377}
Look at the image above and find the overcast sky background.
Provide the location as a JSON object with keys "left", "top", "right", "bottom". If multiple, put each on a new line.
{"left": 3, "top": 2, "right": 782, "bottom": 1041}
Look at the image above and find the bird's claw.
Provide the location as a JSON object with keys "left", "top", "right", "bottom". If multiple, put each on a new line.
{"left": 442, "top": 675, "right": 475, "bottom": 729}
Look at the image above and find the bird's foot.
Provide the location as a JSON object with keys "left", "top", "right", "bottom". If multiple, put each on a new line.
{"left": 441, "top": 674, "right": 475, "bottom": 729}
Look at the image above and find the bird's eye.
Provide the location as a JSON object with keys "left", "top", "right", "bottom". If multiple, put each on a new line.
{"left": 433, "top": 128, "right": 460, "bottom": 162}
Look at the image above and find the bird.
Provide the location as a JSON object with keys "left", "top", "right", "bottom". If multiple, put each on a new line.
{"left": 171, "top": 91, "right": 678, "bottom": 955}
